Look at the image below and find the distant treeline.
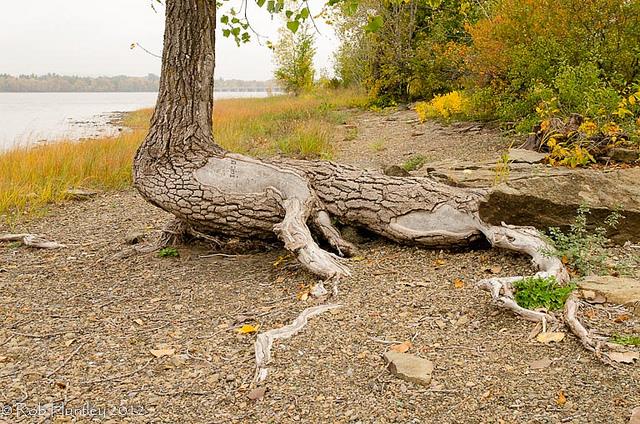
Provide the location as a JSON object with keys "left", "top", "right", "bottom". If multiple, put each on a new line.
{"left": 0, "top": 74, "right": 282, "bottom": 92}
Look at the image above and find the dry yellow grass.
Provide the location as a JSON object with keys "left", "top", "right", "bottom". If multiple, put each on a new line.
{"left": 0, "top": 90, "right": 364, "bottom": 220}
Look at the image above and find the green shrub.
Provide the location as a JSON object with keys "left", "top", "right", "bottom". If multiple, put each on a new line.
{"left": 546, "top": 206, "right": 622, "bottom": 276}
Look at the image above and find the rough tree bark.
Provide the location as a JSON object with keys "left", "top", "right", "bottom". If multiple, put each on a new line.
{"left": 132, "top": 0, "right": 612, "bottom": 373}
{"left": 134, "top": 0, "right": 568, "bottom": 286}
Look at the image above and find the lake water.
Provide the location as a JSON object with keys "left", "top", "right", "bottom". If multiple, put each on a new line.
{"left": 0, "top": 91, "right": 275, "bottom": 150}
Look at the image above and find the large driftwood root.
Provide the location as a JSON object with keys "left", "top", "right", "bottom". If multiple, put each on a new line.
{"left": 133, "top": 153, "right": 608, "bottom": 362}
{"left": 0, "top": 233, "right": 65, "bottom": 249}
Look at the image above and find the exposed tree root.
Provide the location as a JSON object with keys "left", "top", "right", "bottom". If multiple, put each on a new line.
{"left": 0, "top": 233, "right": 65, "bottom": 249}
{"left": 564, "top": 293, "right": 597, "bottom": 353}
{"left": 253, "top": 304, "right": 342, "bottom": 384}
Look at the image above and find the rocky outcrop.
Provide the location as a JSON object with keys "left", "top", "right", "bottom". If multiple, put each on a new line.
{"left": 479, "top": 168, "right": 640, "bottom": 243}
{"left": 416, "top": 160, "right": 640, "bottom": 243}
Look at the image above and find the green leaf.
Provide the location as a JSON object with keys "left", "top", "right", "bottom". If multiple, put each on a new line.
{"left": 220, "top": 15, "right": 229, "bottom": 24}
{"left": 300, "top": 7, "right": 310, "bottom": 19}
{"left": 256, "top": 0, "right": 266, "bottom": 7}
{"left": 364, "top": 15, "right": 383, "bottom": 33}
{"left": 222, "top": 29, "right": 231, "bottom": 37}
{"left": 286, "top": 20, "right": 300, "bottom": 33}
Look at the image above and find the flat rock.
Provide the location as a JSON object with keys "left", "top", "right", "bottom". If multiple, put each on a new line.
{"left": 479, "top": 167, "right": 640, "bottom": 243}
{"left": 508, "top": 148, "right": 547, "bottom": 164}
{"left": 383, "top": 351, "right": 433, "bottom": 386}
{"left": 578, "top": 276, "right": 640, "bottom": 314}
{"left": 383, "top": 165, "right": 410, "bottom": 177}
{"left": 630, "top": 407, "right": 640, "bottom": 424}
{"left": 610, "top": 147, "right": 639, "bottom": 164}
{"left": 125, "top": 232, "right": 146, "bottom": 245}
{"left": 64, "top": 188, "right": 98, "bottom": 200}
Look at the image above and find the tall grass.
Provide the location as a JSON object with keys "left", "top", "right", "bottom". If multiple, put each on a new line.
{"left": 0, "top": 90, "right": 365, "bottom": 221}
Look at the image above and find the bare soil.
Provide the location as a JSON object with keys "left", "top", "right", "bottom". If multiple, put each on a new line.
{"left": 1, "top": 111, "right": 639, "bottom": 423}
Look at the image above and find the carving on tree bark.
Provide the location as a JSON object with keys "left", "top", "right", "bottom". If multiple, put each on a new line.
{"left": 132, "top": 0, "right": 614, "bottom": 371}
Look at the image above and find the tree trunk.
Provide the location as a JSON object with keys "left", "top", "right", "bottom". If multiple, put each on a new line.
{"left": 133, "top": 0, "right": 566, "bottom": 282}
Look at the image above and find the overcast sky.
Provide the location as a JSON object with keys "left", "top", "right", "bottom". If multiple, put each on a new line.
{"left": 0, "top": 0, "right": 338, "bottom": 80}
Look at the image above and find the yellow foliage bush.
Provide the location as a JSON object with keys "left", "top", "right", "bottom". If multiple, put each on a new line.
{"left": 415, "top": 91, "right": 469, "bottom": 122}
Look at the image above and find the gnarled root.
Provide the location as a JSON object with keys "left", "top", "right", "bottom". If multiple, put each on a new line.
{"left": 477, "top": 276, "right": 556, "bottom": 323}
{"left": 564, "top": 292, "right": 597, "bottom": 352}
{"left": 254, "top": 304, "right": 342, "bottom": 384}
{"left": 273, "top": 198, "right": 351, "bottom": 280}
{"left": 0, "top": 233, "right": 65, "bottom": 249}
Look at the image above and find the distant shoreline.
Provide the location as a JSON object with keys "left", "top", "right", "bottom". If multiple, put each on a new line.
{"left": 0, "top": 89, "right": 284, "bottom": 93}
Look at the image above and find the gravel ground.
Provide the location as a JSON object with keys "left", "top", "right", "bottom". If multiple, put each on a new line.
{"left": 1, "top": 112, "right": 639, "bottom": 423}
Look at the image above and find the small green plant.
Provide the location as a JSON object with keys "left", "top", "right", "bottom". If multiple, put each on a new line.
{"left": 611, "top": 334, "right": 640, "bottom": 346}
{"left": 369, "top": 140, "right": 386, "bottom": 152}
{"left": 158, "top": 247, "right": 179, "bottom": 258}
{"left": 493, "top": 150, "right": 512, "bottom": 185}
{"left": 546, "top": 206, "right": 622, "bottom": 275}
{"left": 402, "top": 154, "right": 426, "bottom": 172}
{"left": 513, "top": 276, "right": 576, "bottom": 311}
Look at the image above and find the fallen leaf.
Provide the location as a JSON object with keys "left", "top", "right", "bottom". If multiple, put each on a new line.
{"left": 435, "top": 258, "right": 446, "bottom": 267}
{"left": 150, "top": 297, "right": 162, "bottom": 303}
{"left": 247, "top": 387, "right": 266, "bottom": 400}
{"left": 237, "top": 324, "right": 260, "bottom": 334}
{"left": 561, "top": 255, "right": 569, "bottom": 264}
{"left": 149, "top": 348, "right": 175, "bottom": 358}
{"left": 489, "top": 265, "right": 502, "bottom": 274}
{"left": 390, "top": 341, "right": 412, "bottom": 353}
{"left": 275, "top": 276, "right": 285, "bottom": 284}
{"left": 133, "top": 318, "right": 144, "bottom": 326}
{"left": 0, "top": 356, "right": 7, "bottom": 362}
{"left": 435, "top": 319, "right": 447, "bottom": 329}
{"left": 607, "top": 351, "right": 639, "bottom": 364}
{"left": 453, "top": 278, "right": 464, "bottom": 289}
{"left": 583, "top": 308, "right": 597, "bottom": 319}
{"left": 63, "top": 339, "right": 76, "bottom": 347}
{"left": 536, "top": 332, "right": 566, "bottom": 344}
{"left": 614, "top": 314, "right": 631, "bottom": 323}
{"left": 357, "top": 351, "right": 368, "bottom": 359}
{"left": 529, "top": 357, "right": 552, "bottom": 370}
{"left": 556, "top": 390, "right": 567, "bottom": 406}
{"left": 456, "top": 315, "right": 469, "bottom": 326}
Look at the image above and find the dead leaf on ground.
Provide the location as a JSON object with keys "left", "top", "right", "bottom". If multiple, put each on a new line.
{"left": 0, "top": 356, "right": 8, "bottom": 362}
{"left": 453, "top": 278, "right": 464, "bottom": 289}
{"left": 434, "top": 258, "right": 446, "bottom": 267}
{"left": 530, "top": 357, "right": 552, "bottom": 370}
{"left": 133, "top": 318, "right": 144, "bottom": 326}
{"left": 389, "top": 341, "right": 412, "bottom": 353}
{"left": 351, "top": 256, "right": 366, "bottom": 262}
{"left": 536, "top": 332, "right": 565, "bottom": 344}
{"left": 237, "top": 324, "right": 260, "bottom": 334}
{"left": 607, "top": 351, "right": 639, "bottom": 364}
{"left": 247, "top": 387, "right": 266, "bottom": 400}
{"left": 556, "top": 390, "right": 567, "bottom": 406}
{"left": 149, "top": 348, "right": 175, "bottom": 358}
{"left": 614, "top": 314, "right": 632, "bottom": 323}
{"left": 487, "top": 265, "right": 502, "bottom": 274}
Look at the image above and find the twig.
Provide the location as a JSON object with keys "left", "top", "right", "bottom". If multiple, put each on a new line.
{"left": 11, "top": 330, "right": 74, "bottom": 339}
{"left": 368, "top": 337, "right": 403, "bottom": 345}
{"left": 199, "top": 253, "right": 247, "bottom": 258}
{"left": 46, "top": 343, "right": 85, "bottom": 378}
{"left": 81, "top": 358, "right": 153, "bottom": 385}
